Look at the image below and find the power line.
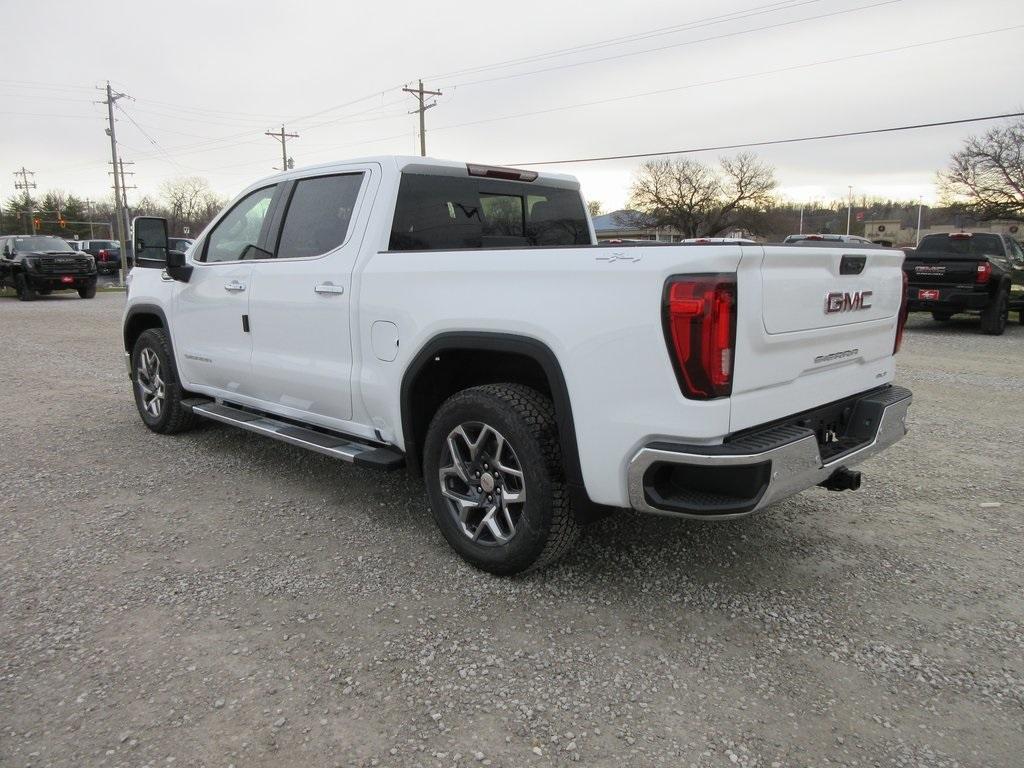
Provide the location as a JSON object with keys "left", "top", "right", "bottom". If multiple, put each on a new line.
{"left": 425, "top": 25, "right": 1024, "bottom": 139}
{"left": 504, "top": 111, "right": 1024, "bottom": 166}
{"left": 116, "top": 103, "right": 186, "bottom": 172}
{"left": 402, "top": 80, "right": 443, "bottom": 157}
{"left": 441, "top": 0, "right": 903, "bottom": 89}
{"left": 428, "top": 0, "right": 820, "bottom": 81}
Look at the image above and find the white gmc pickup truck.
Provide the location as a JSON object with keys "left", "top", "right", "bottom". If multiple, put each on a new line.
{"left": 124, "top": 156, "right": 912, "bottom": 574}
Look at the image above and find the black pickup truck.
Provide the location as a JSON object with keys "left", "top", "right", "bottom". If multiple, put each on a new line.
{"left": 903, "top": 232, "right": 1024, "bottom": 335}
{"left": 0, "top": 235, "right": 98, "bottom": 301}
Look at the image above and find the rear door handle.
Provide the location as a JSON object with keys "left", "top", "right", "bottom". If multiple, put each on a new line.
{"left": 224, "top": 280, "right": 246, "bottom": 292}
{"left": 314, "top": 282, "right": 345, "bottom": 295}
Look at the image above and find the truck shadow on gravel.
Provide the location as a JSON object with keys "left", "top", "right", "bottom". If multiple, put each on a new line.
{"left": 188, "top": 421, "right": 828, "bottom": 588}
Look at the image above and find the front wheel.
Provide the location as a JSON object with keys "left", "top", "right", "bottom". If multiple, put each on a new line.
{"left": 423, "top": 384, "right": 578, "bottom": 575}
{"left": 131, "top": 328, "right": 197, "bottom": 434}
{"left": 15, "top": 273, "right": 36, "bottom": 302}
{"left": 78, "top": 280, "right": 97, "bottom": 299}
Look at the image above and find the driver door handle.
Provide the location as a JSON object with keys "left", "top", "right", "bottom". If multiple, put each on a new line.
{"left": 224, "top": 280, "right": 246, "bottom": 292}
{"left": 314, "top": 281, "right": 345, "bottom": 295}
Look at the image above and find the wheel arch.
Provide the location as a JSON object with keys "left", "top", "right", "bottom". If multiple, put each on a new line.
{"left": 399, "top": 332, "right": 586, "bottom": 501}
{"left": 123, "top": 303, "right": 170, "bottom": 354}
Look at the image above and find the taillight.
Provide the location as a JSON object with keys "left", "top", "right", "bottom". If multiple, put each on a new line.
{"left": 663, "top": 275, "right": 737, "bottom": 399}
{"left": 976, "top": 261, "right": 991, "bottom": 284}
{"left": 98, "top": 249, "right": 109, "bottom": 261}
{"left": 894, "top": 269, "right": 909, "bottom": 354}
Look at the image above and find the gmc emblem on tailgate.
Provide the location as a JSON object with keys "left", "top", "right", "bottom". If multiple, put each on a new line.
{"left": 824, "top": 290, "right": 872, "bottom": 314}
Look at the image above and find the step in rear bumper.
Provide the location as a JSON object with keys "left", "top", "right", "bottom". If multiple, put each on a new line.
{"left": 626, "top": 385, "right": 912, "bottom": 520}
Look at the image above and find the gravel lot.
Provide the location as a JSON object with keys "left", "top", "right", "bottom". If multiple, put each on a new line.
{"left": 2, "top": 291, "right": 1022, "bottom": 768}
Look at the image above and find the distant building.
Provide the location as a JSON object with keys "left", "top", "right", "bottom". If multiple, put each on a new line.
{"left": 591, "top": 209, "right": 682, "bottom": 242}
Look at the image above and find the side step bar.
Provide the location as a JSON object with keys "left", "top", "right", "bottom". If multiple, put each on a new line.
{"left": 186, "top": 400, "right": 405, "bottom": 471}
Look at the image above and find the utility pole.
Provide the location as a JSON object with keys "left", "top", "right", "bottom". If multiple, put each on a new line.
{"left": 98, "top": 81, "right": 130, "bottom": 283}
{"left": 116, "top": 159, "right": 136, "bottom": 238}
{"left": 14, "top": 167, "right": 37, "bottom": 234}
{"left": 85, "top": 198, "right": 95, "bottom": 238}
{"left": 846, "top": 185, "right": 853, "bottom": 235}
{"left": 265, "top": 125, "right": 298, "bottom": 171}
{"left": 915, "top": 199, "right": 923, "bottom": 246}
{"left": 798, "top": 204, "right": 804, "bottom": 234}
{"left": 402, "top": 79, "right": 442, "bottom": 157}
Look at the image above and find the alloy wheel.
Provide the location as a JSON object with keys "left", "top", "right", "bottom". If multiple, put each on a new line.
{"left": 438, "top": 422, "right": 527, "bottom": 546}
{"left": 137, "top": 347, "right": 165, "bottom": 419}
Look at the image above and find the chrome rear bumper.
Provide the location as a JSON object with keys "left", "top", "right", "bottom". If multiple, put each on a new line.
{"left": 626, "top": 385, "right": 912, "bottom": 520}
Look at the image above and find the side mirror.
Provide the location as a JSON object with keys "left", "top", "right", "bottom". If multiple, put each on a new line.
{"left": 166, "top": 250, "right": 192, "bottom": 283}
{"left": 133, "top": 216, "right": 169, "bottom": 269}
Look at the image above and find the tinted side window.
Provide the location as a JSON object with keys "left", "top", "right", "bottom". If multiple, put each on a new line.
{"left": 276, "top": 174, "right": 363, "bottom": 259}
{"left": 204, "top": 186, "right": 276, "bottom": 263}
{"left": 1009, "top": 239, "right": 1024, "bottom": 264}
{"left": 389, "top": 173, "right": 589, "bottom": 251}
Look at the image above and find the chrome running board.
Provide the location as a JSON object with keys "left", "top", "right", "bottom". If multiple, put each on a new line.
{"left": 189, "top": 401, "right": 404, "bottom": 470}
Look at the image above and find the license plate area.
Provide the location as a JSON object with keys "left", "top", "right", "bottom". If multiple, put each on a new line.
{"left": 918, "top": 288, "right": 940, "bottom": 300}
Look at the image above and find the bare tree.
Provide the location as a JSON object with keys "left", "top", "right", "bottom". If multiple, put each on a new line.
{"left": 940, "top": 118, "right": 1024, "bottom": 222}
{"left": 160, "top": 176, "right": 222, "bottom": 235}
{"left": 586, "top": 200, "right": 603, "bottom": 218}
{"left": 628, "top": 153, "right": 777, "bottom": 237}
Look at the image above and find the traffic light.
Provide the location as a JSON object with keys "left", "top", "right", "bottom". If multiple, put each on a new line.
{"left": 33, "top": 217, "right": 42, "bottom": 230}
{"left": 58, "top": 217, "right": 67, "bottom": 229}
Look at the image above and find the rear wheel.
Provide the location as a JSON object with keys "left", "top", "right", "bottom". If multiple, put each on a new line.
{"left": 980, "top": 288, "right": 1008, "bottom": 335}
{"left": 931, "top": 311, "right": 953, "bottom": 322}
{"left": 131, "top": 328, "right": 197, "bottom": 434}
{"left": 15, "top": 273, "right": 36, "bottom": 302}
{"left": 423, "top": 383, "right": 578, "bottom": 575}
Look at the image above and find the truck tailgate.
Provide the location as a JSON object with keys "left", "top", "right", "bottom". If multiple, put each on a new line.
{"left": 730, "top": 245, "right": 905, "bottom": 432}
{"left": 904, "top": 254, "right": 979, "bottom": 286}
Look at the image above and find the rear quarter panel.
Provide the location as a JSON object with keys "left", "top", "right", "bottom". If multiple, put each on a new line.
{"left": 355, "top": 245, "right": 743, "bottom": 507}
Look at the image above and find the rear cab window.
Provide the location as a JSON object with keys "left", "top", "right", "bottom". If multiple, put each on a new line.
{"left": 389, "top": 170, "right": 591, "bottom": 251}
{"left": 917, "top": 234, "right": 1004, "bottom": 257}
{"left": 276, "top": 173, "right": 363, "bottom": 259}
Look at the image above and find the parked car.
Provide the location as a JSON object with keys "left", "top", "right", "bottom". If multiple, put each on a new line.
{"left": 0, "top": 234, "right": 98, "bottom": 300}
{"left": 903, "top": 232, "right": 1024, "bottom": 333}
{"left": 783, "top": 234, "right": 875, "bottom": 245}
{"left": 168, "top": 237, "right": 195, "bottom": 253}
{"left": 77, "top": 239, "right": 127, "bottom": 275}
{"left": 122, "top": 156, "right": 912, "bottom": 574}
{"left": 682, "top": 237, "right": 757, "bottom": 245}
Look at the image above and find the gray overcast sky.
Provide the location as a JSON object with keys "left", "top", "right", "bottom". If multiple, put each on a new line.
{"left": 2, "top": 0, "right": 1022, "bottom": 210}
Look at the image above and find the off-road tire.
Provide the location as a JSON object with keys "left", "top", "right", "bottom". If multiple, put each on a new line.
{"left": 979, "top": 288, "right": 1008, "bottom": 335}
{"left": 131, "top": 327, "right": 198, "bottom": 434}
{"left": 15, "top": 273, "right": 36, "bottom": 302}
{"left": 931, "top": 311, "right": 953, "bottom": 322}
{"left": 423, "top": 383, "right": 579, "bottom": 575}
{"left": 78, "top": 280, "right": 97, "bottom": 299}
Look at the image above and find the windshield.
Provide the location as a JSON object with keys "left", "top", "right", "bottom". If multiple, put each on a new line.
{"left": 94, "top": 240, "right": 119, "bottom": 249}
{"left": 12, "top": 236, "right": 75, "bottom": 253}
{"left": 918, "top": 234, "right": 1003, "bottom": 257}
